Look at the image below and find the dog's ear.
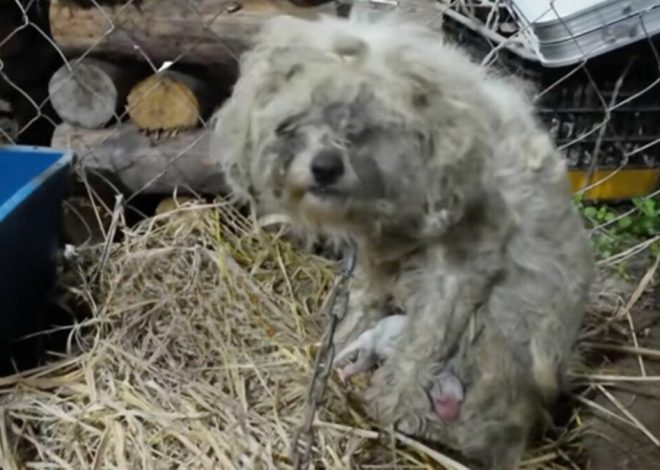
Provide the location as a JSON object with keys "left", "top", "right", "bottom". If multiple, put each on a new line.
{"left": 210, "top": 99, "right": 257, "bottom": 205}
{"left": 419, "top": 164, "right": 471, "bottom": 239}
{"left": 393, "top": 56, "right": 488, "bottom": 238}
{"left": 416, "top": 121, "right": 487, "bottom": 239}
{"left": 209, "top": 36, "right": 295, "bottom": 206}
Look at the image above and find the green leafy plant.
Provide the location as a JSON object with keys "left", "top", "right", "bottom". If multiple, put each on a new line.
{"left": 573, "top": 195, "right": 660, "bottom": 260}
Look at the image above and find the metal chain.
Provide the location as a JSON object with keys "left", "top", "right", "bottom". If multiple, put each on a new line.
{"left": 289, "top": 3, "right": 390, "bottom": 465}
{"left": 290, "top": 239, "right": 357, "bottom": 470}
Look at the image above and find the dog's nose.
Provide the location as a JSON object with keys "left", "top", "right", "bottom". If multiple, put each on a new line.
{"left": 311, "top": 149, "right": 344, "bottom": 186}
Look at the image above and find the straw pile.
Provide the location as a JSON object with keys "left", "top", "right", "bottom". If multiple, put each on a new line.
{"left": 0, "top": 197, "right": 658, "bottom": 469}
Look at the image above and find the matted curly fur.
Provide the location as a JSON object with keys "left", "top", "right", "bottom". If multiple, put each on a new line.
{"left": 210, "top": 9, "right": 595, "bottom": 470}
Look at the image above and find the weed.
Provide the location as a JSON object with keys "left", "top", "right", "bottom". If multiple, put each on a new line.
{"left": 573, "top": 195, "right": 660, "bottom": 261}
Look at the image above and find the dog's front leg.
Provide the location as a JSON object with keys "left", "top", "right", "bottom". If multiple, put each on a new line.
{"left": 364, "top": 272, "right": 489, "bottom": 432}
{"left": 332, "top": 283, "right": 389, "bottom": 352}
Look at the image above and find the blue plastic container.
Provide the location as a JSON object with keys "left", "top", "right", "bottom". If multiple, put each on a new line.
{"left": 0, "top": 145, "right": 72, "bottom": 375}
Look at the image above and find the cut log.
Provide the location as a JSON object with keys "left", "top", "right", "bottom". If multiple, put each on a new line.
{"left": 127, "top": 70, "right": 213, "bottom": 131}
{"left": 51, "top": 122, "right": 227, "bottom": 195}
{"left": 155, "top": 195, "right": 197, "bottom": 215}
{"left": 55, "top": 0, "right": 144, "bottom": 8}
{"left": 48, "top": 58, "right": 145, "bottom": 129}
{"left": 49, "top": 0, "right": 337, "bottom": 67}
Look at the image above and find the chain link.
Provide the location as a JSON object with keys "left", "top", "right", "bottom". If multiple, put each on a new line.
{"left": 288, "top": 6, "right": 386, "bottom": 465}
{"left": 290, "top": 238, "right": 357, "bottom": 470}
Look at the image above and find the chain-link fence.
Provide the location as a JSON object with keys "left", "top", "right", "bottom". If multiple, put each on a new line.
{"left": 1, "top": 0, "right": 657, "bottom": 260}
{"left": 439, "top": 0, "right": 660, "bottom": 267}
{"left": 1, "top": 0, "right": 659, "bottom": 468}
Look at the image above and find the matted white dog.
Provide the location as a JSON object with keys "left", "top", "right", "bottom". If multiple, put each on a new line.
{"left": 211, "top": 9, "right": 594, "bottom": 469}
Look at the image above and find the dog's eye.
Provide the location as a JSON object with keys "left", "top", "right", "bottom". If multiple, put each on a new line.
{"left": 275, "top": 115, "right": 301, "bottom": 135}
{"left": 346, "top": 127, "right": 372, "bottom": 147}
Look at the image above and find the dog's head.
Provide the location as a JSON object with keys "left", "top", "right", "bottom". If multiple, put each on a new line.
{"left": 212, "top": 14, "right": 494, "bottom": 242}
{"left": 256, "top": 92, "right": 436, "bottom": 235}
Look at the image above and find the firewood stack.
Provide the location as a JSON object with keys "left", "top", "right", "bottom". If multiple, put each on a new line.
{"left": 47, "top": 0, "right": 336, "bottom": 195}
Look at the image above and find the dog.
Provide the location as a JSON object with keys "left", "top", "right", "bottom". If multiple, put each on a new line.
{"left": 210, "top": 10, "right": 594, "bottom": 469}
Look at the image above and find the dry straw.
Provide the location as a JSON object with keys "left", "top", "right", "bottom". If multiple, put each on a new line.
{"left": 0, "top": 197, "right": 657, "bottom": 469}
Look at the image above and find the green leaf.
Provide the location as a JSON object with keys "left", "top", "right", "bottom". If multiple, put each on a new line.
{"left": 642, "top": 219, "right": 654, "bottom": 236}
{"left": 651, "top": 242, "right": 660, "bottom": 257}
{"left": 641, "top": 198, "right": 656, "bottom": 216}
{"left": 584, "top": 207, "right": 597, "bottom": 218}
{"left": 572, "top": 194, "right": 584, "bottom": 206}
{"left": 617, "top": 217, "right": 633, "bottom": 229}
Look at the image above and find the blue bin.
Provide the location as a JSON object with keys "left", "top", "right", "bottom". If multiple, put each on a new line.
{"left": 0, "top": 145, "right": 72, "bottom": 375}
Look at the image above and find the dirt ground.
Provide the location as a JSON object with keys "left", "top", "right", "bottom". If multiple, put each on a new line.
{"left": 581, "top": 259, "right": 660, "bottom": 470}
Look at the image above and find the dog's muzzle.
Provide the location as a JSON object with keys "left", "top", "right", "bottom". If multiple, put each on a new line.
{"left": 311, "top": 149, "right": 344, "bottom": 187}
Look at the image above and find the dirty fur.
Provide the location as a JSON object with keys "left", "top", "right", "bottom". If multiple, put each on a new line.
{"left": 210, "top": 11, "right": 595, "bottom": 470}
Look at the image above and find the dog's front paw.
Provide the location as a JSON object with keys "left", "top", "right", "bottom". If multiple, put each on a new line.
{"left": 333, "top": 307, "right": 385, "bottom": 352}
{"left": 363, "top": 364, "right": 430, "bottom": 429}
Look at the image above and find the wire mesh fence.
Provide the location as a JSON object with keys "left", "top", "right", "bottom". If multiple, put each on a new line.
{"left": 0, "top": 0, "right": 657, "bottom": 264}
{"left": 438, "top": 0, "right": 660, "bottom": 266}
{"left": 0, "top": 1, "right": 659, "bottom": 468}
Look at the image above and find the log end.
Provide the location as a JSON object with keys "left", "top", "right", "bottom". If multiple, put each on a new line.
{"left": 127, "top": 74, "right": 202, "bottom": 131}
{"left": 48, "top": 61, "right": 119, "bottom": 129}
{"left": 155, "top": 195, "right": 197, "bottom": 215}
